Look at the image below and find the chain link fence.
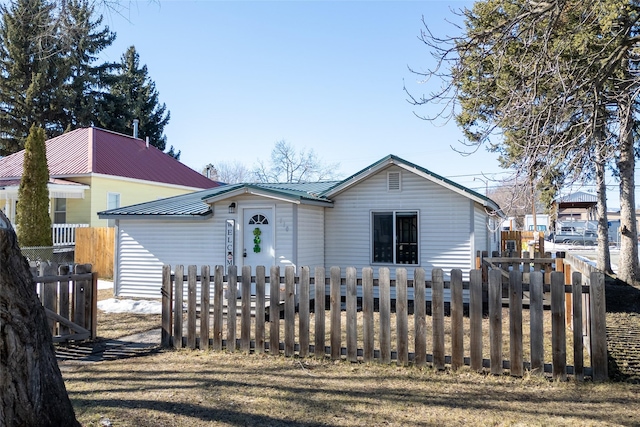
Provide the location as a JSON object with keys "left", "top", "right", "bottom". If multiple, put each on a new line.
{"left": 21, "top": 246, "right": 75, "bottom": 264}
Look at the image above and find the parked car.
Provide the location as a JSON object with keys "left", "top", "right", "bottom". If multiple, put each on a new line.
{"left": 547, "top": 228, "right": 597, "bottom": 245}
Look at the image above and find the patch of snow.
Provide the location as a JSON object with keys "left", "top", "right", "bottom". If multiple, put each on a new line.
{"left": 97, "top": 298, "right": 161, "bottom": 314}
{"left": 98, "top": 280, "right": 113, "bottom": 290}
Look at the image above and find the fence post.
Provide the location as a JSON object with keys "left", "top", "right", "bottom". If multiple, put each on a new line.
{"left": 299, "top": 266, "right": 310, "bottom": 358}
{"left": 529, "top": 271, "right": 544, "bottom": 374}
{"left": 284, "top": 266, "right": 296, "bottom": 357}
{"left": 241, "top": 265, "right": 252, "bottom": 354}
{"left": 509, "top": 270, "right": 523, "bottom": 377}
{"left": 451, "top": 269, "right": 464, "bottom": 371}
{"left": 90, "top": 271, "right": 97, "bottom": 340}
{"left": 174, "top": 265, "right": 184, "bottom": 349}
{"left": 75, "top": 263, "right": 92, "bottom": 334}
{"left": 432, "top": 268, "right": 445, "bottom": 370}
{"left": 589, "top": 271, "right": 608, "bottom": 381}
{"left": 572, "top": 272, "right": 584, "bottom": 381}
{"left": 481, "top": 251, "right": 488, "bottom": 283}
{"left": 346, "top": 267, "right": 358, "bottom": 363}
{"left": 469, "top": 269, "right": 483, "bottom": 372}
{"left": 255, "top": 266, "right": 266, "bottom": 354}
{"left": 379, "top": 267, "right": 391, "bottom": 364}
{"left": 269, "top": 265, "right": 280, "bottom": 355}
{"left": 396, "top": 268, "right": 408, "bottom": 367}
{"left": 314, "top": 267, "right": 326, "bottom": 358}
{"left": 213, "top": 265, "right": 224, "bottom": 351}
{"left": 227, "top": 265, "right": 238, "bottom": 352}
{"left": 187, "top": 265, "right": 197, "bottom": 350}
{"left": 201, "top": 265, "right": 210, "bottom": 350}
{"left": 58, "top": 264, "right": 71, "bottom": 337}
{"left": 330, "top": 266, "right": 342, "bottom": 360}
{"left": 489, "top": 269, "right": 503, "bottom": 375}
{"left": 414, "top": 268, "right": 427, "bottom": 368}
{"left": 362, "top": 267, "right": 375, "bottom": 363}
{"left": 551, "top": 271, "right": 567, "bottom": 381}
{"left": 161, "top": 265, "right": 172, "bottom": 348}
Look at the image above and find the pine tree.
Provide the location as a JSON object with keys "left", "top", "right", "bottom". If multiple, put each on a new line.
{"left": 0, "top": 0, "right": 56, "bottom": 155}
{"left": 412, "top": 1, "right": 639, "bottom": 283}
{"left": 57, "top": 0, "right": 117, "bottom": 129}
{"left": 98, "top": 45, "right": 173, "bottom": 154}
{"left": 16, "top": 124, "right": 52, "bottom": 247}
{"left": 0, "top": 0, "right": 116, "bottom": 156}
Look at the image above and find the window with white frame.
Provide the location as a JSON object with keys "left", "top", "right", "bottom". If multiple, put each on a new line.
{"left": 107, "top": 193, "right": 120, "bottom": 227}
{"left": 372, "top": 211, "right": 418, "bottom": 264}
{"left": 107, "top": 192, "right": 120, "bottom": 210}
{"left": 54, "top": 198, "right": 66, "bottom": 223}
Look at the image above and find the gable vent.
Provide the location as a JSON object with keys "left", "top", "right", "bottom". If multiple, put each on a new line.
{"left": 387, "top": 171, "right": 401, "bottom": 191}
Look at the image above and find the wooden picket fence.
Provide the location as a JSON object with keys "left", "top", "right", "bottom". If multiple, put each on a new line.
{"left": 32, "top": 262, "right": 97, "bottom": 342}
{"left": 161, "top": 265, "right": 608, "bottom": 381}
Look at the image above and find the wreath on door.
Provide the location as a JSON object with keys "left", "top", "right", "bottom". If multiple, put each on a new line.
{"left": 253, "top": 227, "right": 262, "bottom": 253}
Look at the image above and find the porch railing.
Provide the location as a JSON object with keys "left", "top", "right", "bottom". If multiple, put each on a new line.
{"left": 52, "top": 223, "right": 88, "bottom": 246}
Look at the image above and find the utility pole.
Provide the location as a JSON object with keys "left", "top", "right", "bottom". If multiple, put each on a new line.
{"left": 473, "top": 176, "right": 488, "bottom": 196}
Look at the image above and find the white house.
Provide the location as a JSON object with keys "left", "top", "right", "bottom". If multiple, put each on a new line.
{"left": 99, "top": 155, "right": 502, "bottom": 297}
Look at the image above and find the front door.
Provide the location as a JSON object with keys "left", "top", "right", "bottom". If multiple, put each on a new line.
{"left": 243, "top": 208, "right": 274, "bottom": 271}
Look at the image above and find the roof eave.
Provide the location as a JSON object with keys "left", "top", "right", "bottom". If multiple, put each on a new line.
{"left": 98, "top": 212, "right": 214, "bottom": 221}
{"left": 202, "top": 185, "right": 331, "bottom": 206}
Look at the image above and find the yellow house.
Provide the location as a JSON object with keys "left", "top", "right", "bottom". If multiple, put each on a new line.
{"left": 0, "top": 127, "right": 220, "bottom": 243}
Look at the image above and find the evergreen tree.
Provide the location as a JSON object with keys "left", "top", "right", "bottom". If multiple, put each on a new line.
{"left": 57, "top": 0, "right": 116, "bottom": 129}
{"left": 98, "top": 45, "right": 173, "bottom": 155}
{"left": 0, "top": 0, "right": 116, "bottom": 156}
{"left": 411, "top": 0, "right": 640, "bottom": 282}
{"left": 0, "top": 0, "right": 56, "bottom": 155}
{"left": 16, "top": 124, "right": 51, "bottom": 247}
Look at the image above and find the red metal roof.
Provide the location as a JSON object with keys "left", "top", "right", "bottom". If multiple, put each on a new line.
{"left": 0, "top": 127, "right": 219, "bottom": 189}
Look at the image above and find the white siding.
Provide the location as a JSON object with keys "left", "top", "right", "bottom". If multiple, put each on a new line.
{"left": 474, "top": 204, "right": 489, "bottom": 256}
{"left": 273, "top": 203, "right": 295, "bottom": 270}
{"left": 116, "top": 219, "right": 219, "bottom": 298}
{"left": 114, "top": 196, "right": 303, "bottom": 297}
{"left": 297, "top": 205, "right": 325, "bottom": 269}
{"left": 325, "top": 165, "right": 475, "bottom": 279}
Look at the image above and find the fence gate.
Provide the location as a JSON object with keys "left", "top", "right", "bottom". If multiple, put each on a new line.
{"left": 32, "top": 262, "right": 97, "bottom": 342}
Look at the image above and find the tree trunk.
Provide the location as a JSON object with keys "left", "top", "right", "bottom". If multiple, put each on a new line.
{"left": 0, "top": 211, "right": 80, "bottom": 427}
{"left": 595, "top": 131, "right": 612, "bottom": 274}
{"left": 616, "top": 92, "right": 639, "bottom": 285}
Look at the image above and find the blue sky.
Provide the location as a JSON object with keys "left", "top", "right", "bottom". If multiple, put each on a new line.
{"left": 97, "top": 0, "right": 617, "bottom": 205}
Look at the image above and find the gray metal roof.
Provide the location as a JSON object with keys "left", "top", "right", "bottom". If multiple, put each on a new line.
{"left": 98, "top": 182, "right": 338, "bottom": 219}
{"left": 98, "top": 189, "right": 215, "bottom": 219}
{"left": 557, "top": 191, "right": 597, "bottom": 204}
{"left": 99, "top": 155, "right": 503, "bottom": 219}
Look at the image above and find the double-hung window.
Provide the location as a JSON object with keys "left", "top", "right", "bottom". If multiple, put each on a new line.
{"left": 107, "top": 192, "right": 120, "bottom": 227}
{"left": 372, "top": 211, "right": 418, "bottom": 265}
{"left": 54, "top": 198, "right": 66, "bottom": 224}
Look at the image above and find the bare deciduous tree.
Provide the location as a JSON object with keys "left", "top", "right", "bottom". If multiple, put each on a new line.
{"left": 253, "top": 140, "right": 340, "bottom": 183}
{"left": 203, "top": 161, "right": 252, "bottom": 184}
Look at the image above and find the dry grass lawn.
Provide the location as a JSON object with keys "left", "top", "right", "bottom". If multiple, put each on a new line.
{"left": 95, "top": 288, "right": 161, "bottom": 340}
{"left": 59, "top": 288, "right": 640, "bottom": 426}
{"left": 64, "top": 350, "right": 639, "bottom": 427}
